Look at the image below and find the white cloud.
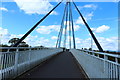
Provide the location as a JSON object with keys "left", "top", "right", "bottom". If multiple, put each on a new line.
{"left": 97, "top": 37, "right": 118, "bottom": 51}
{"left": 75, "top": 37, "right": 82, "bottom": 44}
{"left": 76, "top": 17, "right": 86, "bottom": 25}
{"left": 76, "top": 4, "right": 97, "bottom": 25}
{"left": 90, "top": 25, "right": 110, "bottom": 33}
{"left": 74, "top": 25, "right": 81, "bottom": 31}
{"left": 82, "top": 4, "right": 97, "bottom": 10}
{"left": 30, "top": 37, "right": 51, "bottom": 47}
{"left": 0, "top": 7, "right": 8, "bottom": 12}
{"left": 0, "top": 27, "right": 38, "bottom": 46}
{"left": 0, "top": 27, "right": 8, "bottom": 35}
{"left": 1, "top": 27, "right": 118, "bottom": 51}
{"left": 75, "top": 37, "right": 118, "bottom": 51}
{"left": 64, "top": 21, "right": 81, "bottom": 31}
{"left": 36, "top": 24, "right": 80, "bottom": 34}
{"left": 59, "top": 36, "right": 117, "bottom": 51}
{"left": 76, "top": 12, "right": 93, "bottom": 25}
{"left": 90, "top": 28, "right": 96, "bottom": 31}
{"left": 36, "top": 26, "right": 52, "bottom": 34}
{"left": 14, "top": 0, "right": 57, "bottom": 15}
{"left": 1, "top": 0, "right": 120, "bottom": 2}
{"left": 87, "top": 12, "right": 94, "bottom": 20}
{"left": 0, "top": 27, "right": 10, "bottom": 45}
{"left": 0, "top": 27, "right": 51, "bottom": 47}
{"left": 95, "top": 25, "right": 110, "bottom": 33}
{"left": 36, "top": 25, "right": 60, "bottom": 34}
{"left": 51, "top": 36, "right": 57, "bottom": 40}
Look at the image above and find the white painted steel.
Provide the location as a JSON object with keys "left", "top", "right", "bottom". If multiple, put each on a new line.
{"left": 0, "top": 47, "right": 62, "bottom": 79}
{"left": 70, "top": 49, "right": 120, "bottom": 79}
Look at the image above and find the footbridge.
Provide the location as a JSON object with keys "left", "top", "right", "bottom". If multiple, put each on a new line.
{"left": 0, "top": 47, "right": 120, "bottom": 79}
{"left": 0, "top": 0, "right": 120, "bottom": 79}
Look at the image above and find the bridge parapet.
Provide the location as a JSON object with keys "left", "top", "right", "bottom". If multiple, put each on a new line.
{"left": 0, "top": 47, "right": 62, "bottom": 79}
{"left": 70, "top": 49, "right": 120, "bottom": 79}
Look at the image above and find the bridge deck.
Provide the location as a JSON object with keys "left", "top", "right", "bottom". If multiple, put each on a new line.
{"left": 17, "top": 51, "right": 87, "bottom": 78}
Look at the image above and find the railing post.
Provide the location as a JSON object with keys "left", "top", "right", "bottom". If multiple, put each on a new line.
{"left": 29, "top": 47, "right": 31, "bottom": 69}
{"left": 115, "top": 57, "right": 118, "bottom": 63}
{"left": 14, "top": 48, "right": 19, "bottom": 77}
{"left": 104, "top": 54, "right": 107, "bottom": 73}
{"left": 1, "top": 52, "right": 4, "bottom": 79}
{"left": 115, "top": 57, "right": 118, "bottom": 78}
{"left": 7, "top": 48, "right": 10, "bottom": 52}
{"left": 37, "top": 47, "right": 39, "bottom": 50}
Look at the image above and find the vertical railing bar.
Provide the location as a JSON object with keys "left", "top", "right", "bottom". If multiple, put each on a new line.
{"left": 4, "top": 53, "right": 7, "bottom": 79}
{"left": 108, "top": 61, "right": 110, "bottom": 78}
{"left": 4, "top": 53, "right": 6, "bottom": 79}
{"left": 104, "top": 54, "right": 107, "bottom": 72}
{"left": 14, "top": 48, "right": 19, "bottom": 77}
{"left": 13, "top": 49, "right": 16, "bottom": 77}
{"left": 7, "top": 53, "right": 10, "bottom": 78}
{"left": 113, "top": 64, "right": 115, "bottom": 79}
{"left": 115, "top": 64, "right": 116, "bottom": 79}
{"left": 9, "top": 53, "right": 12, "bottom": 78}
{"left": 10, "top": 53, "right": 13, "bottom": 78}
{"left": 115, "top": 65, "right": 118, "bottom": 79}
{"left": 21, "top": 51, "right": 24, "bottom": 73}
{"left": 115, "top": 57, "right": 118, "bottom": 79}
{"left": 3, "top": 53, "right": 5, "bottom": 79}
{"left": 113, "top": 64, "right": 115, "bottom": 78}
{"left": 107, "top": 62, "right": 109, "bottom": 78}
{"left": 9, "top": 53, "right": 11, "bottom": 78}
{"left": 1, "top": 53, "right": 4, "bottom": 79}
{"left": 118, "top": 65, "right": 120, "bottom": 80}
{"left": 111, "top": 62, "right": 112, "bottom": 79}
{"left": 7, "top": 53, "right": 9, "bottom": 78}
{"left": 29, "top": 48, "right": 31, "bottom": 70}
{"left": 26, "top": 50, "right": 28, "bottom": 71}
{"left": 12, "top": 52, "right": 15, "bottom": 78}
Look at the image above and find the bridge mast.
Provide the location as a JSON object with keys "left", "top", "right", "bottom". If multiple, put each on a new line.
{"left": 56, "top": 1, "right": 76, "bottom": 49}
{"left": 69, "top": 2, "right": 76, "bottom": 49}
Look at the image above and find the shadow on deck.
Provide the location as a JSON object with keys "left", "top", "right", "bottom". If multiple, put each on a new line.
{"left": 15, "top": 51, "right": 88, "bottom": 79}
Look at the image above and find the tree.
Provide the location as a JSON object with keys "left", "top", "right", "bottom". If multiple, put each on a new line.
{"left": 8, "top": 38, "right": 19, "bottom": 45}
{"left": 0, "top": 44, "right": 9, "bottom": 47}
{"left": 19, "top": 41, "right": 29, "bottom": 47}
{"left": 0, "top": 44, "right": 9, "bottom": 52}
{"left": 89, "top": 48, "right": 92, "bottom": 51}
{"left": 8, "top": 38, "right": 29, "bottom": 47}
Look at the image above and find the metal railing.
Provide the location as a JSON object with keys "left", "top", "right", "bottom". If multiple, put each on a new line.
{"left": 70, "top": 49, "right": 120, "bottom": 79}
{"left": 0, "top": 47, "right": 62, "bottom": 79}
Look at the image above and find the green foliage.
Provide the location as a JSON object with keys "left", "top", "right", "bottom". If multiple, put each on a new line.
{"left": 8, "top": 38, "right": 29, "bottom": 47}
{"left": 0, "top": 44, "right": 9, "bottom": 47}
{"left": 8, "top": 38, "right": 19, "bottom": 45}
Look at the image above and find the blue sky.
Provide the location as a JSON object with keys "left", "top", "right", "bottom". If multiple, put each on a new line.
{"left": 0, "top": 1, "right": 119, "bottom": 51}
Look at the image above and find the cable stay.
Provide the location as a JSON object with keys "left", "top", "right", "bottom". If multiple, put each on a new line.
{"left": 69, "top": 2, "right": 76, "bottom": 49}
{"left": 72, "top": 1, "right": 103, "bottom": 52}
{"left": 68, "top": 2, "right": 72, "bottom": 49}
{"left": 56, "top": 2, "right": 68, "bottom": 48}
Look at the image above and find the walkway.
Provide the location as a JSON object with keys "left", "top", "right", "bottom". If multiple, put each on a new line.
{"left": 17, "top": 51, "right": 87, "bottom": 78}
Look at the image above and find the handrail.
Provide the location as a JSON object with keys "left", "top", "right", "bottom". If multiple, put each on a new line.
{"left": 0, "top": 47, "right": 49, "bottom": 49}
{"left": 81, "top": 50, "right": 120, "bottom": 58}
{"left": 0, "top": 48, "right": 62, "bottom": 79}
{"left": 70, "top": 49, "right": 120, "bottom": 78}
